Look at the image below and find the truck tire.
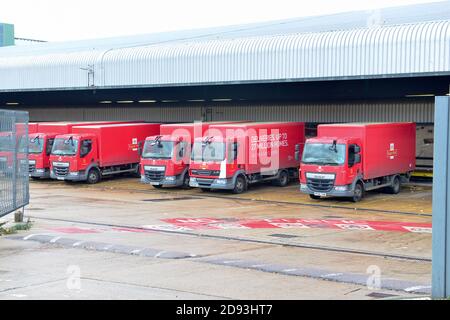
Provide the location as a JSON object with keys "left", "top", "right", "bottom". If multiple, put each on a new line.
{"left": 182, "top": 173, "right": 190, "bottom": 189}
{"left": 386, "top": 176, "right": 401, "bottom": 194}
{"left": 87, "top": 168, "right": 101, "bottom": 184}
{"left": 273, "top": 170, "right": 289, "bottom": 187}
{"left": 232, "top": 175, "right": 247, "bottom": 194}
{"left": 351, "top": 182, "right": 364, "bottom": 202}
{"left": 309, "top": 194, "right": 320, "bottom": 200}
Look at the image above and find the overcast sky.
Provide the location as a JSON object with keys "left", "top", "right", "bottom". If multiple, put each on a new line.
{"left": 0, "top": 0, "right": 441, "bottom": 42}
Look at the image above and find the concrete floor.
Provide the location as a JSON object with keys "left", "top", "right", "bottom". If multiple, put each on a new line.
{"left": 0, "top": 178, "right": 432, "bottom": 300}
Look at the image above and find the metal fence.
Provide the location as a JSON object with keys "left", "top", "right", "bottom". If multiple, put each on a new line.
{"left": 0, "top": 109, "right": 29, "bottom": 218}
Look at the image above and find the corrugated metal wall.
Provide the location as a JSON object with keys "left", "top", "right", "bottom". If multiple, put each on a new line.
{"left": 21, "top": 99, "right": 434, "bottom": 124}
{"left": 2, "top": 20, "right": 450, "bottom": 91}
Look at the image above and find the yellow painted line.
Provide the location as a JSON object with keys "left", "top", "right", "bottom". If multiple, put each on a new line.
{"left": 412, "top": 171, "right": 433, "bottom": 178}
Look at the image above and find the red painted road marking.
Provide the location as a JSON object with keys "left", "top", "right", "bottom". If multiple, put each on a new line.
{"left": 160, "top": 218, "right": 432, "bottom": 233}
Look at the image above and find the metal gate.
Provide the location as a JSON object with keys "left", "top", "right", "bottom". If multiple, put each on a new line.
{"left": 0, "top": 109, "right": 29, "bottom": 218}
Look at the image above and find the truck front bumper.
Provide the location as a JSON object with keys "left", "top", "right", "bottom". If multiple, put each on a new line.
{"left": 300, "top": 183, "right": 354, "bottom": 197}
{"left": 189, "top": 177, "right": 234, "bottom": 190}
{"left": 50, "top": 170, "right": 87, "bottom": 181}
{"left": 141, "top": 174, "right": 184, "bottom": 187}
{"left": 29, "top": 168, "right": 50, "bottom": 179}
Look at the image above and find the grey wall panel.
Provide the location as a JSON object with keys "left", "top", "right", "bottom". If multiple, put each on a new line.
{"left": 21, "top": 99, "right": 433, "bottom": 124}
{"left": 207, "top": 99, "right": 434, "bottom": 123}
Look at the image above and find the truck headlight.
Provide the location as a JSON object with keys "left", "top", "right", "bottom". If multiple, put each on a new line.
{"left": 165, "top": 176, "right": 176, "bottom": 181}
{"left": 214, "top": 178, "right": 227, "bottom": 185}
{"left": 189, "top": 178, "right": 199, "bottom": 186}
{"left": 300, "top": 183, "right": 307, "bottom": 190}
{"left": 334, "top": 185, "right": 348, "bottom": 191}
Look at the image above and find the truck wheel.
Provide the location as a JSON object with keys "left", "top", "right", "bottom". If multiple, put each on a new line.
{"left": 351, "top": 182, "right": 364, "bottom": 202}
{"left": 87, "top": 169, "right": 101, "bottom": 184}
{"left": 273, "top": 170, "right": 289, "bottom": 187}
{"left": 309, "top": 194, "right": 320, "bottom": 200}
{"left": 387, "top": 176, "right": 401, "bottom": 194}
{"left": 233, "top": 175, "right": 247, "bottom": 194}
{"left": 182, "top": 173, "right": 190, "bottom": 188}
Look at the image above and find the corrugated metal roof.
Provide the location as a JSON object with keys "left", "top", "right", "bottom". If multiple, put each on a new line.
{"left": 1, "top": 2, "right": 450, "bottom": 92}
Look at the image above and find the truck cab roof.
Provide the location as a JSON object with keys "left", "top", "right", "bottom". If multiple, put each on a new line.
{"left": 54, "top": 133, "right": 94, "bottom": 140}
{"left": 30, "top": 132, "right": 60, "bottom": 139}
{"left": 307, "top": 137, "right": 355, "bottom": 144}
{"left": 146, "top": 134, "right": 189, "bottom": 142}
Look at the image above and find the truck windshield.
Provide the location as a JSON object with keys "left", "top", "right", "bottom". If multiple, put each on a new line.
{"left": 302, "top": 143, "right": 346, "bottom": 166}
{"left": 29, "top": 137, "right": 44, "bottom": 154}
{"left": 191, "top": 141, "right": 225, "bottom": 162}
{"left": 142, "top": 140, "right": 174, "bottom": 159}
{"left": 0, "top": 135, "right": 12, "bottom": 152}
{"left": 51, "top": 138, "right": 78, "bottom": 156}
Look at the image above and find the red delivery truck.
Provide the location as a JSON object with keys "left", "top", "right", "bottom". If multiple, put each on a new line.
{"left": 0, "top": 131, "right": 13, "bottom": 171}
{"left": 29, "top": 121, "right": 135, "bottom": 179}
{"left": 299, "top": 122, "right": 416, "bottom": 202}
{"left": 140, "top": 121, "right": 247, "bottom": 188}
{"left": 0, "top": 122, "right": 32, "bottom": 172}
{"left": 189, "top": 122, "right": 305, "bottom": 194}
{"left": 49, "top": 123, "right": 160, "bottom": 183}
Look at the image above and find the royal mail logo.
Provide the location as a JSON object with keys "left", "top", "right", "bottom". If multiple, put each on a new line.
{"left": 387, "top": 143, "right": 397, "bottom": 159}
{"left": 317, "top": 166, "right": 323, "bottom": 172}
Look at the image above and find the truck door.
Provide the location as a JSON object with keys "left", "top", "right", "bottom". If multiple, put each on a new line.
{"left": 348, "top": 144, "right": 361, "bottom": 181}
{"left": 80, "top": 139, "right": 95, "bottom": 168}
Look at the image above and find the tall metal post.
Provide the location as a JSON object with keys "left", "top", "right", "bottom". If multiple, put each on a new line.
{"left": 432, "top": 96, "right": 450, "bottom": 298}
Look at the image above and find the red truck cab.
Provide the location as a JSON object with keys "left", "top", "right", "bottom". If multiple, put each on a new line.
{"left": 49, "top": 133, "right": 96, "bottom": 181}
{"left": 299, "top": 123, "right": 416, "bottom": 202}
{"left": 28, "top": 133, "right": 59, "bottom": 179}
{"left": 140, "top": 134, "right": 191, "bottom": 187}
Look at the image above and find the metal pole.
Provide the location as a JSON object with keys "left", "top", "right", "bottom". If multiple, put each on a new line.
{"left": 432, "top": 96, "right": 450, "bottom": 298}
{"left": 12, "top": 112, "right": 17, "bottom": 210}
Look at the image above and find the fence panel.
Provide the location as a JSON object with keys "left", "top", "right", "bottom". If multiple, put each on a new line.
{"left": 0, "top": 109, "right": 29, "bottom": 218}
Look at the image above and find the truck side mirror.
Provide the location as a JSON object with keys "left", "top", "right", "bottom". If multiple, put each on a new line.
{"left": 354, "top": 154, "right": 361, "bottom": 164}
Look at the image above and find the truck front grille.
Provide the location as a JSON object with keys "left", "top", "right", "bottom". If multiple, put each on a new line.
{"left": 191, "top": 170, "right": 220, "bottom": 176}
{"left": 307, "top": 178, "right": 334, "bottom": 192}
{"left": 28, "top": 164, "right": 36, "bottom": 173}
{"left": 196, "top": 178, "right": 214, "bottom": 186}
{"left": 145, "top": 170, "right": 165, "bottom": 181}
{"left": 54, "top": 166, "right": 69, "bottom": 177}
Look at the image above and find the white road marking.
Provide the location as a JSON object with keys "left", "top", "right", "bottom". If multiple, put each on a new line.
{"left": 49, "top": 236, "right": 61, "bottom": 243}
{"left": 72, "top": 241, "right": 84, "bottom": 247}
{"left": 154, "top": 251, "right": 167, "bottom": 258}
{"left": 404, "top": 285, "right": 431, "bottom": 292}
{"left": 250, "top": 264, "right": 267, "bottom": 268}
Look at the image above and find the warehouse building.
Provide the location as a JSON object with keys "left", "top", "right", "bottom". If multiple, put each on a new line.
{"left": 1, "top": 2, "right": 450, "bottom": 171}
